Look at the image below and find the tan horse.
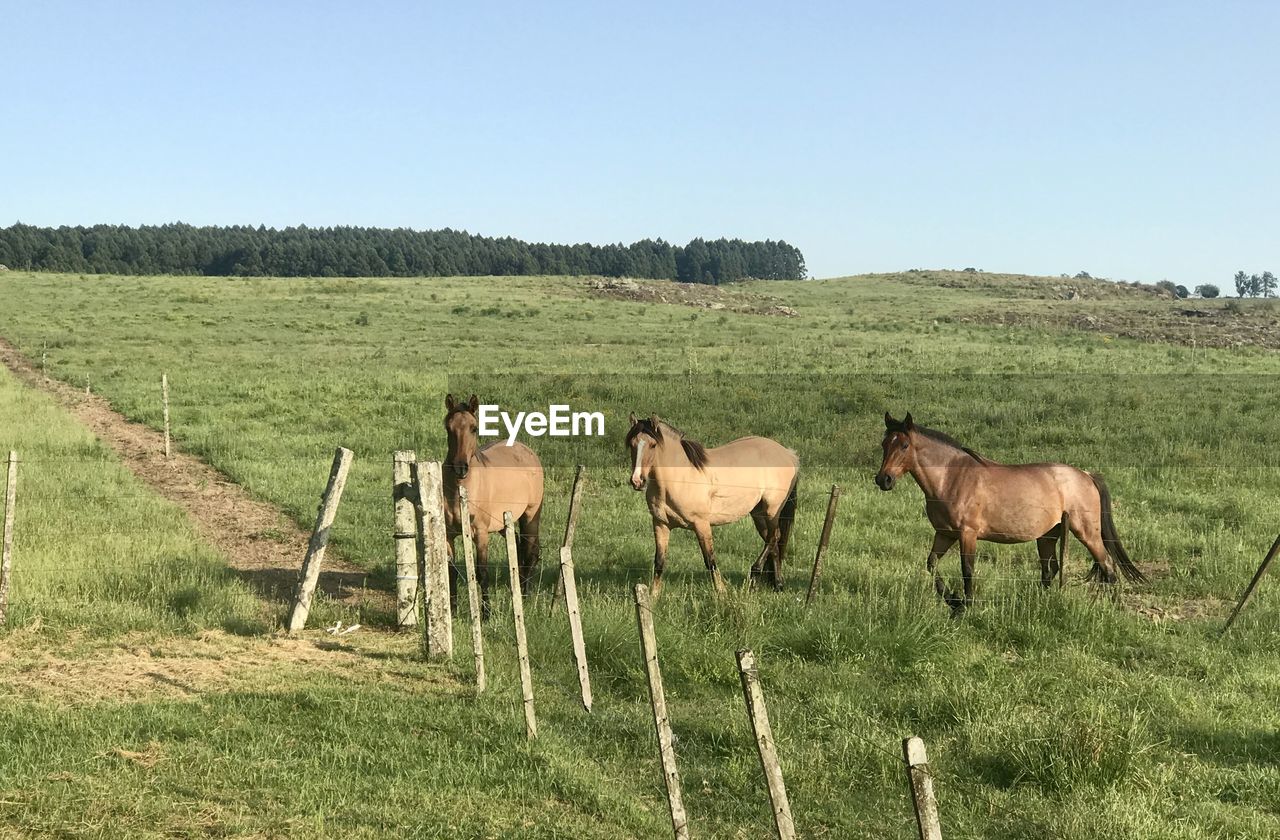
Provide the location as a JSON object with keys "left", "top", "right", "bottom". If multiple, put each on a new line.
{"left": 625, "top": 415, "right": 799, "bottom": 596}
{"left": 443, "top": 394, "right": 544, "bottom": 617}
{"left": 875, "top": 412, "right": 1144, "bottom": 609}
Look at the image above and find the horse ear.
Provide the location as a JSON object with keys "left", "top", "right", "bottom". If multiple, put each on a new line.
{"left": 904, "top": 413, "right": 915, "bottom": 430}
{"left": 628, "top": 412, "right": 637, "bottom": 426}
{"left": 445, "top": 393, "right": 456, "bottom": 411}
{"left": 468, "top": 394, "right": 478, "bottom": 411}
{"left": 884, "top": 411, "right": 895, "bottom": 427}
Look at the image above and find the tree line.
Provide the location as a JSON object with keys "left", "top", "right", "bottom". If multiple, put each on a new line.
{"left": 0, "top": 223, "right": 806, "bottom": 284}
{"left": 1234, "top": 270, "right": 1277, "bottom": 298}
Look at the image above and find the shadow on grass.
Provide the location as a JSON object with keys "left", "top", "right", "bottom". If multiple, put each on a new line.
{"left": 1171, "top": 726, "right": 1280, "bottom": 769}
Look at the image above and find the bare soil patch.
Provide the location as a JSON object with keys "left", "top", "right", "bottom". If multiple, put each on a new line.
{"left": 583, "top": 276, "right": 799, "bottom": 316}
{"left": 0, "top": 336, "right": 392, "bottom": 616}
{"left": 0, "top": 629, "right": 443, "bottom": 704}
{"left": 959, "top": 305, "right": 1280, "bottom": 350}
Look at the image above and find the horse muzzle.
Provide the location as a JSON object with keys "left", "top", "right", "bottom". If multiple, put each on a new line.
{"left": 451, "top": 462, "right": 470, "bottom": 479}
{"left": 630, "top": 476, "right": 645, "bottom": 491}
{"left": 874, "top": 473, "right": 895, "bottom": 491}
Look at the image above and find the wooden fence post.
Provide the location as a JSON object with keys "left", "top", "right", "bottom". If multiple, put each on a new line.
{"left": 1221, "top": 533, "right": 1280, "bottom": 636}
{"left": 635, "top": 583, "right": 689, "bottom": 839}
{"left": 805, "top": 484, "right": 841, "bottom": 607}
{"left": 903, "top": 736, "right": 943, "bottom": 840}
{"left": 414, "top": 461, "right": 453, "bottom": 660}
{"left": 551, "top": 464, "right": 586, "bottom": 613}
{"left": 286, "top": 446, "right": 354, "bottom": 632}
{"left": 0, "top": 452, "right": 17, "bottom": 628}
{"left": 1058, "top": 512, "right": 1070, "bottom": 589}
{"left": 392, "top": 451, "right": 418, "bottom": 628}
{"left": 161, "top": 373, "right": 171, "bottom": 459}
{"left": 459, "top": 488, "right": 486, "bottom": 693}
{"left": 560, "top": 545, "right": 593, "bottom": 711}
{"left": 505, "top": 511, "right": 537, "bottom": 738}
{"left": 736, "top": 649, "right": 796, "bottom": 839}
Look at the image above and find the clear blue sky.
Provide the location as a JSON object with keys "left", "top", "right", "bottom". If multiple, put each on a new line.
{"left": 3, "top": 1, "right": 1277, "bottom": 283}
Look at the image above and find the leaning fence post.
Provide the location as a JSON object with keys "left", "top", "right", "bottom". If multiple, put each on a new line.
{"left": 286, "top": 446, "right": 354, "bottom": 632}
{"left": 505, "top": 511, "right": 537, "bottom": 739}
{"left": 1058, "top": 512, "right": 1070, "bottom": 589}
{"left": 459, "top": 488, "right": 486, "bottom": 693}
{"left": 0, "top": 452, "right": 17, "bottom": 628}
{"left": 1221, "top": 533, "right": 1280, "bottom": 636}
{"left": 737, "top": 649, "right": 796, "bottom": 839}
{"left": 903, "top": 736, "right": 943, "bottom": 840}
{"left": 414, "top": 461, "right": 453, "bottom": 660}
{"left": 805, "top": 484, "right": 841, "bottom": 607}
{"left": 392, "top": 451, "right": 418, "bottom": 628}
{"left": 635, "top": 583, "right": 689, "bottom": 839}
{"left": 551, "top": 464, "right": 587, "bottom": 613}
{"left": 560, "top": 546, "right": 593, "bottom": 711}
{"left": 161, "top": 373, "right": 171, "bottom": 459}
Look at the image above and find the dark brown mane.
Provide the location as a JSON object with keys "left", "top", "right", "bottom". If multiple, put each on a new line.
{"left": 680, "top": 438, "right": 709, "bottom": 469}
{"left": 626, "top": 418, "right": 709, "bottom": 471}
{"left": 625, "top": 417, "right": 662, "bottom": 446}
{"left": 917, "top": 426, "right": 990, "bottom": 464}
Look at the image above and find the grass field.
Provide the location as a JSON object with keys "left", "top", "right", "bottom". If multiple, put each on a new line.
{"left": 1, "top": 269, "right": 1279, "bottom": 838}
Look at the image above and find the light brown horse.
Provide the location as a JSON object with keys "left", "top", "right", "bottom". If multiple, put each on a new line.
{"left": 625, "top": 414, "right": 799, "bottom": 596}
{"left": 875, "top": 412, "right": 1144, "bottom": 609}
{"left": 443, "top": 394, "right": 544, "bottom": 617}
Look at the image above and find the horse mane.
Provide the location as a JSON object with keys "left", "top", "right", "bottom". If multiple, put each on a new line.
{"left": 917, "top": 426, "right": 992, "bottom": 465}
{"left": 626, "top": 418, "right": 709, "bottom": 471}
{"left": 680, "top": 437, "right": 709, "bottom": 469}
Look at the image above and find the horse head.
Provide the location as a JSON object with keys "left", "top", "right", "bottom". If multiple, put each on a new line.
{"left": 876, "top": 411, "right": 916, "bottom": 490}
{"left": 444, "top": 393, "right": 481, "bottom": 478}
{"left": 625, "top": 412, "right": 662, "bottom": 490}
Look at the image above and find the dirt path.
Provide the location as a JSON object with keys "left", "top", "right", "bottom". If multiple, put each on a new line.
{"left": 0, "top": 336, "right": 393, "bottom": 619}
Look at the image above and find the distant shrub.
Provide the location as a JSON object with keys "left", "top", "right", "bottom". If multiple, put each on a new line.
{"left": 1075, "top": 271, "right": 1092, "bottom": 280}
{"left": 1194, "top": 284, "right": 1219, "bottom": 298}
{"left": 1174, "top": 284, "right": 1189, "bottom": 299}
{"left": 1155, "top": 280, "right": 1179, "bottom": 297}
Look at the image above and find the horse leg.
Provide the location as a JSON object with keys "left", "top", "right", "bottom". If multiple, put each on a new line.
{"left": 766, "top": 518, "right": 784, "bottom": 591}
{"left": 1036, "top": 533, "right": 1059, "bottom": 589}
{"left": 518, "top": 508, "right": 542, "bottom": 593}
{"left": 445, "top": 534, "right": 460, "bottom": 614}
{"left": 474, "top": 529, "right": 492, "bottom": 620}
{"left": 958, "top": 529, "right": 978, "bottom": 611}
{"left": 693, "top": 521, "right": 728, "bottom": 596}
{"left": 749, "top": 510, "right": 770, "bottom": 585}
{"left": 927, "top": 531, "right": 957, "bottom": 602}
{"left": 1074, "top": 518, "right": 1119, "bottom": 584}
{"left": 652, "top": 522, "right": 670, "bottom": 600}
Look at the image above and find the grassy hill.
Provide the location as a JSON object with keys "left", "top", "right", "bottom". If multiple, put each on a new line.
{"left": 1, "top": 269, "right": 1278, "bottom": 838}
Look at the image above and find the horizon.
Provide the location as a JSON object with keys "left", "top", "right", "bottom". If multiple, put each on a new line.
{"left": 3, "top": 1, "right": 1277, "bottom": 286}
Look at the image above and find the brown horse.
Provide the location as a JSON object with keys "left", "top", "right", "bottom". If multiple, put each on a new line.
{"left": 443, "top": 394, "right": 544, "bottom": 617}
{"left": 875, "top": 412, "right": 1143, "bottom": 609}
{"left": 625, "top": 414, "right": 799, "bottom": 596}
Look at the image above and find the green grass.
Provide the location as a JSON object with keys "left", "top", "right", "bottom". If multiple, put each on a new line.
{"left": 2, "top": 269, "right": 1280, "bottom": 837}
{"left": 0, "top": 362, "right": 266, "bottom": 638}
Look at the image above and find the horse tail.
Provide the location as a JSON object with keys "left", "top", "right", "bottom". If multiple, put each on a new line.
{"left": 777, "top": 475, "right": 799, "bottom": 564}
{"left": 1089, "top": 473, "right": 1145, "bottom": 583}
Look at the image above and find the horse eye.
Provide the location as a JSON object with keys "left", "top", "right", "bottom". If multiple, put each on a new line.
{"left": 471, "top": 426, "right": 478, "bottom": 433}
{"left": 901, "top": 442, "right": 909, "bottom": 450}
